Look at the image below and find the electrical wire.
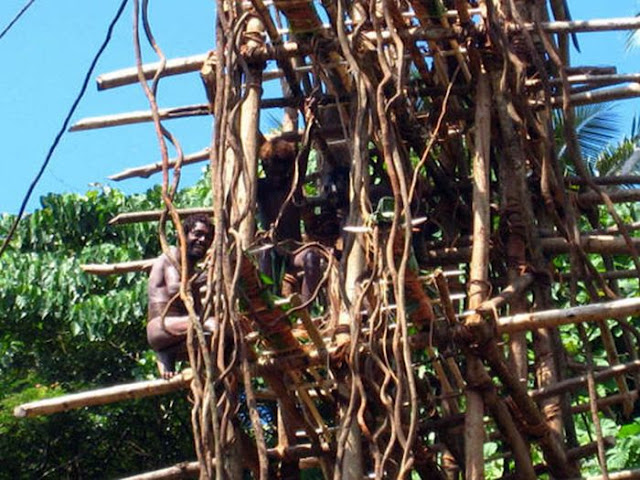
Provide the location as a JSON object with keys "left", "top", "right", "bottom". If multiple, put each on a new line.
{"left": 0, "top": 0, "right": 36, "bottom": 42}
{"left": 0, "top": 0, "right": 129, "bottom": 258}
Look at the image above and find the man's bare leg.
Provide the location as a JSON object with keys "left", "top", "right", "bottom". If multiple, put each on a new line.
{"left": 155, "top": 346, "right": 179, "bottom": 379}
{"left": 149, "top": 316, "right": 219, "bottom": 379}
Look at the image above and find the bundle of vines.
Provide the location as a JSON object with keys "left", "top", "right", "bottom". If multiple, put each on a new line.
{"left": 15, "top": 0, "right": 640, "bottom": 479}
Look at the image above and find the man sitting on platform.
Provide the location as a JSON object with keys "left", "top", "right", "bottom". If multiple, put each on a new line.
{"left": 146, "top": 213, "right": 215, "bottom": 379}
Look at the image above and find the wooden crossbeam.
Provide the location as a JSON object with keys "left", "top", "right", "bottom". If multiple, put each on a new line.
{"left": 69, "top": 104, "right": 211, "bottom": 131}
{"left": 109, "top": 207, "right": 213, "bottom": 225}
{"left": 530, "top": 16, "right": 640, "bottom": 34}
{"left": 497, "top": 298, "right": 640, "bottom": 334}
{"left": 531, "top": 360, "right": 640, "bottom": 401}
{"left": 109, "top": 148, "right": 210, "bottom": 181}
{"left": 119, "top": 461, "right": 200, "bottom": 480}
{"left": 551, "top": 84, "right": 640, "bottom": 107}
{"left": 69, "top": 98, "right": 302, "bottom": 132}
{"left": 14, "top": 370, "right": 193, "bottom": 418}
{"left": 81, "top": 259, "right": 154, "bottom": 275}
{"left": 96, "top": 53, "right": 292, "bottom": 90}
{"left": 422, "top": 235, "right": 640, "bottom": 265}
{"left": 97, "top": 53, "right": 209, "bottom": 90}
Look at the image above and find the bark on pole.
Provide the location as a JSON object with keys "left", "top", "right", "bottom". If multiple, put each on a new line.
{"left": 464, "top": 65, "right": 491, "bottom": 480}
{"left": 236, "top": 15, "right": 265, "bottom": 247}
{"left": 14, "top": 370, "right": 192, "bottom": 418}
{"left": 497, "top": 297, "right": 640, "bottom": 334}
{"left": 336, "top": 86, "right": 367, "bottom": 480}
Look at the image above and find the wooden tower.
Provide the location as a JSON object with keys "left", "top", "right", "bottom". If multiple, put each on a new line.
{"left": 15, "top": 1, "right": 640, "bottom": 478}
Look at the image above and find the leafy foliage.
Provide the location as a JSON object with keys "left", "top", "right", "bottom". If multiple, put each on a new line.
{"left": 554, "top": 104, "right": 622, "bottom": 173}
{"left": 594, "top": 117, "right": 640, "bottom": 176}
{"left": 0, "top": 183, "right": 209, "bottom": 478}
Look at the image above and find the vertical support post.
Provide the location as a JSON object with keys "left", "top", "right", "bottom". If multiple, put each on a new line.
{"left": 464, "top": 65, "right": 491, "bottom": 480}
{"left": 236, "top": 15, "right": 265, "bottom": 247}
{"left": 335, "top": 77, "right": 368, "bottom": 480}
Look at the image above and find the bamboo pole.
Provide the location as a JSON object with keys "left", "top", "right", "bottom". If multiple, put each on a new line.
{"left": 421, "top": 235, "right": 640, "bottom": 265}
{"left": 531, "top": 16, "right": 640, "bottom": 33}
{"left": 583, "top": 468, "right": 640, "bottom": 480}
{"left": 497, "top": 297, "right": 640, "bottom": 334}
{"left": 96, "top": 52, "right": 296, "bottom": 91}
{"left": 464, "top": 66, "right": 493, "bottom": 480}
{"left": 572, "top": 390, "right": 639, "bottom": 414}
{"left": 14, "top": 370, "right": 193, "bottom": 418}
{"left": 119, "top": 462, "right": 200, "bottom": 480}
{"left": 97, "top": 53, "right": 210, "bottom": 90}
{"left": 590, "top": 221, "right": 640, "bottom": 235}
{"left": 108, "top": 130, "right": 308, "bottom": 182}
{"left": 531, "top": 360, "right": 640, "bottom": 400}
{"left": 476, "top": 273, "right": 534, "bottom": 314}
{"left": 69, "top": 98, "right": 299, "bottom": 132}
{"left": 556, "top": 269, "right": 639, "bottom": 282}
{"left": 289, "top": 295, "right": 327, "bottom": 355}
{"left": 91, "top": 16, "right": 640, "bottom": 91}
{"left": 120, "top": 444, "right": 328, "bottom": 480}
{"left": 567, "top": 176, "right": 640, "bottom": 186}
{"left": 528, "top": 74, "right": 640, "bottom": 89}
{"left": 109, "top": 148, "right": 210, "bottom": 181}
{"left": 235, "top": 15, "right": 264, "bottom": 247}
{"left": 549, "top": 84, "right": 640, "bottom": 107}
{"left": 69, "top": 104, "right": 211, "bottom": 131}
{"left": 80, "top": 259, "right": 154, "bottom": 275}
{"left": 578, "top": 188, "right": 640, "bottom": 207}
{"left": 109, "top": 208, "right": 213, "bottom": 225}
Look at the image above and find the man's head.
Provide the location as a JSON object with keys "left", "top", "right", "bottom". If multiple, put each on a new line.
{"left": 183, "top": 214, "right": 214, "bottom": 261}
{"left": 259, "top": 138, "right": 296, "bottom": 187}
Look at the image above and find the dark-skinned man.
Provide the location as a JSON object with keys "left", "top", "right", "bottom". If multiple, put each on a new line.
{"left": 147, "top": 213, "right": 215, "bottom": 379}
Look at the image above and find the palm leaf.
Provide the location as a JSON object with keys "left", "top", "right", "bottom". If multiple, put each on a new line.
{"left": 595, "top": 116, "right": 640, "bottom": 176}
{"left": 625, "top": 13, "right": 640, "bottom": 51}
{"left": 555, "top": 104, "right": 621, "bottom": 163}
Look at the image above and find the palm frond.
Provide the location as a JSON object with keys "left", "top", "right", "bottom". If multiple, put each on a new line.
{"left": 555, "top": 104, "right": 621, "bottom": 163}
{"left": 595, "top": 116, "right": 640, "bottom": 176}
{"left": 625, "top": 13, "right": 640, "bottom": 51}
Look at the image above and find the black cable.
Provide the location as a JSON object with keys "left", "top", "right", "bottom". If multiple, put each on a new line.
{"left": 0, "top": 0, "right": 130, "bottom": 258}
{"left": 0, "top": 0, "right": 36, "bottom": 42}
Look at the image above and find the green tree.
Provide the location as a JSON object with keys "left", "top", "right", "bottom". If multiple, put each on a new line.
{"left": 0, "top": 179, "right": 211, "bottom": 478}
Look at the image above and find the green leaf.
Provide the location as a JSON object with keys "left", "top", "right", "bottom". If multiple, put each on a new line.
{"left": 619, "top": 422, "right": 640, "bottom": 438}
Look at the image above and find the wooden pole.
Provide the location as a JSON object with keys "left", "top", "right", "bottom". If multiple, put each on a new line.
{"left": 567, "top": 175, "right": 640, "bottom": 186}
{"left": 497, "top": 297, "right": 640, "bottom": 334}
{"left": 235, "top": 15, "right": 264, "bottom": 246}
{"left": 465, "top": 66, "right": 491, "bottom": 480}
{"left": 529, "top": 73, "right": 640, "bottom": 89}
{"left": 421, "top": 235, "right": 640, "bottom": 265}
{"left": 109, "top": 208, "right": 214, "bottom": 225}
{"left": 578, "top": 188, "right": 640, "bottom": 207}
{"left": 119, "top": 443, "right": 329, "bottom": 479}
{"left": 583, "top": 468, "right": 640, "bottom": 480}
{"left": 109, "top": 148, "right": 210, "bottom": 181}
{"left": 572, "top": 390, "right": 640, "bottom": 414}
{"left": 14, "top": 370, "right": 193, "bottom": 418}
{"left": 531, "top": 360, "right": 640, "bottom": 400}
{"left": 119, "top": 462, "right": 200, "bottom": 480}
{"left": 69, "top": 98, "right": 299, "bottom": 132}
{"left": 97, "top": 53, "right": 209, "bottom": 90}
{"left": 96, "top": 53, "right": 291, "bottom": 91}
{"left": 531, "top": 16, "right": 640, "bottom": 33}
{"left": 549, "top": 84, "right": 640, "bottom": 107}
{"left": 476, "top": 273, "right": 534, "bottom": 314}
{"left": 69, "top": 104, "right": 211, "bottom": 131}
{"left": 108, "top": 130, "right": 306, "bottom": 182}
{"left": 81, "top": 259, "right": 153, "bottom": 275}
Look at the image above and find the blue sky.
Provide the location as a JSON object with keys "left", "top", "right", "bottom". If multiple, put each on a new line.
{"left": 0, "top": 1, "right": 639, "bottom": 214}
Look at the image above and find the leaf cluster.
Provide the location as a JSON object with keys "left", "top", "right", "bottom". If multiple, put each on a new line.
{"left": 0, "top": 183, "right": 207, "bottom": 478}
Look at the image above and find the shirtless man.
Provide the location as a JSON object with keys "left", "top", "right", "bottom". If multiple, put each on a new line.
{"left": 147, "top": 214, "right": 214, "bottom": 379}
